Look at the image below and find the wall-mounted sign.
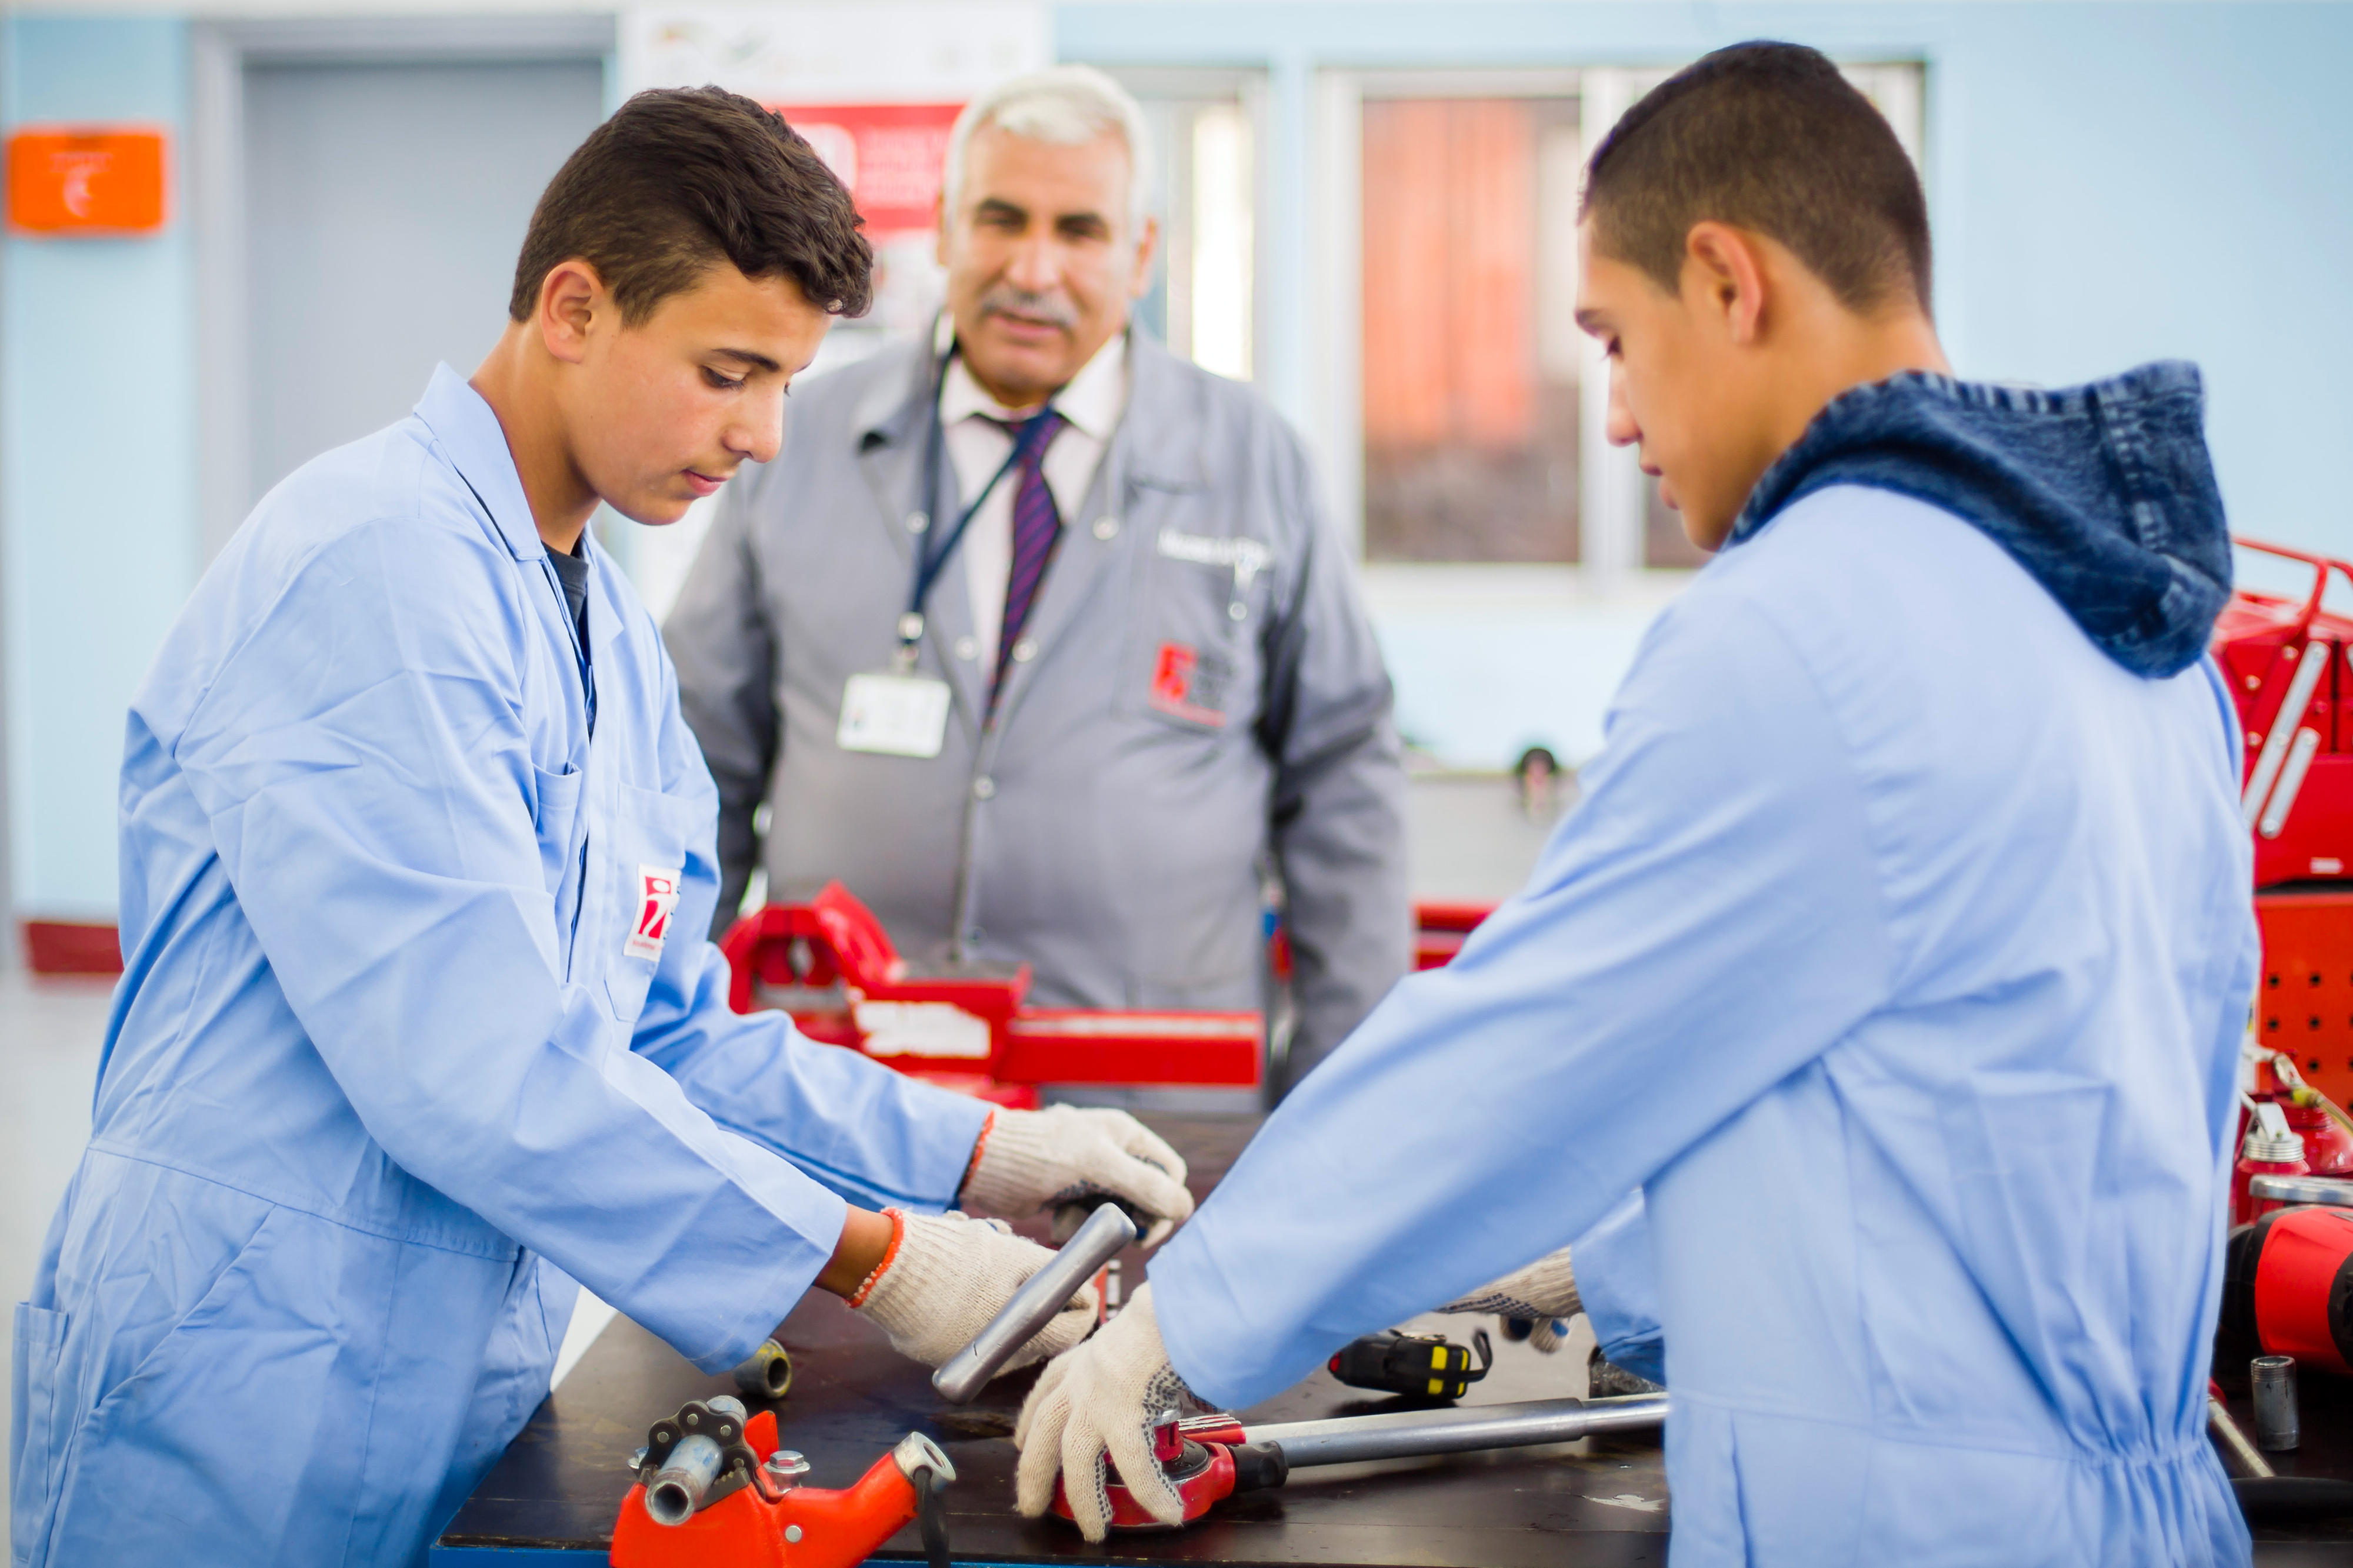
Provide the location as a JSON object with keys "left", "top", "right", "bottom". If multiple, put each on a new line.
{"left": 7, "top": 126, "right": 169, "bottom": 235}
{"left": 774, "top": 101, "right": 963, "bottom": 234}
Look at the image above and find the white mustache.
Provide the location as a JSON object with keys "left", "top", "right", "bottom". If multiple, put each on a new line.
{"left": 980, "top": 287, "right": 1076, "bottom": 330}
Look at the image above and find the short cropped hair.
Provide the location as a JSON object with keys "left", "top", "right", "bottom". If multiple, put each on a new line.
{"left": 1582, "top": 42, "right": 1931, "bottom": 316}
{"left": 509, "top": 86, "right": 872, "bottom": 325}
{"left": 942, "top": 65, "right": 1155, "bottom": 236}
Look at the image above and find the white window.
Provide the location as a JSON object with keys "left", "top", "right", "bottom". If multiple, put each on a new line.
{"left": 1314, "top": 63, "right": 1926, "bottom": 591}
{"left": 1104, "top": 67, "right": 1266, "bottom": 382}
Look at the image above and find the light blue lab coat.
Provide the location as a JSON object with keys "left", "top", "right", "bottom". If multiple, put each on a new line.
{"left": 9, "top": 366, "right": 989, "bottom": 1568}
{"left": 1151, "top": 485, "right": 2258, "bottom": 1565}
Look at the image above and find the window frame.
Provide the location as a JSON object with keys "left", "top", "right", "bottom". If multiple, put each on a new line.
{"left": 1097, "top": 64, "right": 1271, "bottom": 385}
{"left": 1313, "top": 61, "right": 1925, "bottom": 612}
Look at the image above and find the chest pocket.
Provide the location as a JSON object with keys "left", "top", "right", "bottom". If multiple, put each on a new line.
{"left": 1122, "top": 524, "right": 1278, "bottom": 736}
{"left": 598, "top": 781, "right": 701, "bottom": 1025}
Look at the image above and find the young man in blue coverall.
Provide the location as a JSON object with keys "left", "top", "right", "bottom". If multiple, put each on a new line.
{"left": 1016, "top": 42, "right": 2260, "bottom": 1566}
{"left": 11, "top": 89, "right": 1195, "bottom": 1568}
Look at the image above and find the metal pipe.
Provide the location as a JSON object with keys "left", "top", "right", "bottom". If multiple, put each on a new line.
{"left": 732, "top": 1337, "right": 793, "bottom": 1400}
{"left": 2248, "top": 1173, "right": 2353, "bottom": 1207}
{"left": 932, "top": 1202, "right": 1136, "bottom": 1403}
{"left": 2209, "top": 1396, "right": 2275, "bottom": 1480}
{"left": 1235, "top": 1393, "right": 1669, "bottom": 1469}
{"left": 645, "top": 1433, "right": 725, "bottom": 1526}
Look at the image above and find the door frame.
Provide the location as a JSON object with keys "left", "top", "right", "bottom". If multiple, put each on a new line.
{"left": 190, "top": 14, "right": 615, "bottom": 564}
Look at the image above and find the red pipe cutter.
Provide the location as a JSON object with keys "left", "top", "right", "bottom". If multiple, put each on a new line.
{"left": 1048, "top": 1407, "right": 1289, "bottom": 1529}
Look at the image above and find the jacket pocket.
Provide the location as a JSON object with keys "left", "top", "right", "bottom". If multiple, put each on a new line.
{"left": 531, "top": 762, "right": 584, "bottom": 896}
{"left": 12, "top": 1302, "right": 69, "bottom": 1568}
{"left": 599, "top": 782, "right": 702, "bottom": 1025}
{"left": 1120, "top": 531, "right": 1273, "bottom": 738}
{"left": 59, "top": 1203, "right": 304, "bottom": 1533}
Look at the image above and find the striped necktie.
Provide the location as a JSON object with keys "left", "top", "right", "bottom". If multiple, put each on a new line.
{"left": 987, "top": 408, "right": 1066, "bottom": 702}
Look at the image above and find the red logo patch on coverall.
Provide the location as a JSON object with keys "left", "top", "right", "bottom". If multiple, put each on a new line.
{"left": 627, "top": 866, "right": 681, "bottom": 960}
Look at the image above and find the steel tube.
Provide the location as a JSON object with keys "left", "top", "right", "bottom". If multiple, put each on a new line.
{"left": 932, "top": 1202, "right": 1136, "bottom": 1403}
{"left": 1237, "top": 1393, "right": 1669, "bottom": 1469}
{"left": 732, "top": 1337, "right": 792, "bottom": 1400}
{"left": 2209, "top": 1396, "right": 2275, "bottom": 1480}
{"left": 2248, "top": 1173, "right": 2353, "bottom": 1207}
{"left": 645, "top": 1433, "right": 725, "bottom": 1526}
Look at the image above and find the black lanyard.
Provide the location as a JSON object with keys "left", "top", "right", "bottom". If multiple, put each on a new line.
{"left": 898, "top": 360, "right": 1060, "bottom": 669}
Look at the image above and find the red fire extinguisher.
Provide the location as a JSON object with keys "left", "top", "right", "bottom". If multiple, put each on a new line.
{"left": 2235, "top": 1101, "right": 2312, "bottom": 1229}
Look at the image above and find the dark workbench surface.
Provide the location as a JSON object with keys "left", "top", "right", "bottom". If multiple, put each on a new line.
{"left": 2221, "top": 1362, "right": 2353, "bottom": 1563}
{"left": 434, "top": 1113, "right": 2353, "bottom": 1566}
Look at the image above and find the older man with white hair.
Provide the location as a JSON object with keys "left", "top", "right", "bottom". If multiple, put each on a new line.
{"left": 666, "top": 66, "right": 1408, "bottom": 1101}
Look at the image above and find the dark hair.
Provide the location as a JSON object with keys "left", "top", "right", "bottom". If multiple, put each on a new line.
{"left": 509, "top": 86, "right": 871, "bottom": 325}
{"left": 1582, "top": 42, "right": 1930, "bottom": 316}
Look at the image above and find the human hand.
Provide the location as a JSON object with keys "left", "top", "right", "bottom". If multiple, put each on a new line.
{"left": 1439, "top": 1245, "right": 1582, "bottom": 1353}
{"left": 848, "top": 1208, "right": 1099, "bottom": 1372}
{"left": 960, "top": 1106, "right": 1194, "bottom": 1246}
{"left": 1014, "top": 1282, "right": 1195, "bottom": 1540}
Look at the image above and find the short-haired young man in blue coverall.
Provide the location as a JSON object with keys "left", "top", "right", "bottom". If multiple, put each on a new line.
{"left": 1016, "top": 42, "right": 2259, "bottom": 1566}
{"left": 11, "top": 89, "right": 1196, "bottom": 1568}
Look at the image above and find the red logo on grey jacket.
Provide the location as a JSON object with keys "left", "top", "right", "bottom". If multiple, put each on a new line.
{"left": 1151, "top": 642, "right": 1230, "bottom": 727}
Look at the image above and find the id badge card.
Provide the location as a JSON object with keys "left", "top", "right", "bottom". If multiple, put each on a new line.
{"left": 838, "top": 670, "right": 952, "bottom": 758}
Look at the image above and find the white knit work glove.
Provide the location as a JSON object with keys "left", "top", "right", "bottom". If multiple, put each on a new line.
{"left": 1439, "top": 1245, "right": 1583, "bottom": 1353}
{"left": 1015, "top": 1282, "right": 1196, "bottom": 1541}
{"left": 959, "top": 1106, "right": 1195, "bottom": 1246}
{"left": 848, "top": 1209, "right": 1099, "bottom": 1372}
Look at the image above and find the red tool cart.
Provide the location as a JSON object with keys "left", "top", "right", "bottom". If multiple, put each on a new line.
{"left": 719, "top": 884, "right": 1511, "bottom": 1102}
{"left": 2222, "top": 539, "right": 2353, "bottom": 1111}
{"left": 720, "top": 882, "right": 1262, "bottom": 1107}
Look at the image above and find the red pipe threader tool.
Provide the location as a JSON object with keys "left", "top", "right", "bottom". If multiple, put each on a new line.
{"left": 608, "top": 1394, "right": 955, "bottom": 1568}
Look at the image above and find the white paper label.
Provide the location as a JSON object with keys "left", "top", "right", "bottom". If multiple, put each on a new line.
{"left": 837, "top": 671, "right": 952, "bottom": 758}
{"left": 852, "top": 999, "right": 992, "bottom": 1059}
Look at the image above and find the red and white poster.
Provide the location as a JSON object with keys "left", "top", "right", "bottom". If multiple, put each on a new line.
{"left": 773, "top": 103, "right": 962, "bottom": 236}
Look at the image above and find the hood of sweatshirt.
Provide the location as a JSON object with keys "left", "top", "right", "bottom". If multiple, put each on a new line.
{"left": 1728, "top": 360, "right": 2230, "bottom": 677}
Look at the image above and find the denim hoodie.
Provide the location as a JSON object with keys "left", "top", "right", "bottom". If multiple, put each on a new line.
{"left": 1728, "top": 361, "right": 2230, "bottom": 678}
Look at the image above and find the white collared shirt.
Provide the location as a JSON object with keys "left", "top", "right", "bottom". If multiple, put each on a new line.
{"left": 938, "top": 325, "right": 1129, "bottom": 668}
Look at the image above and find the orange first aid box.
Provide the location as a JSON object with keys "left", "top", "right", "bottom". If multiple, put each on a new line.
{"left": 7, "top": 126, "right": 168, "bottom": 235}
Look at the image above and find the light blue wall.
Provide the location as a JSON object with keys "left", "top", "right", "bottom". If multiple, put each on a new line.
{"left": 2, "top": 15, "right": 195, "bottom": 918}
{"left": 1, "top": 5, "right": 2348, "bottom": 916}
{"left": 1063, "top": 1, "right": 2353, "bottom": 763}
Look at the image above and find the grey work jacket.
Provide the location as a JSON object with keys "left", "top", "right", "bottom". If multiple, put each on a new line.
{"left": 664, "top": 331, "right": 1410, "bottom": 1092}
